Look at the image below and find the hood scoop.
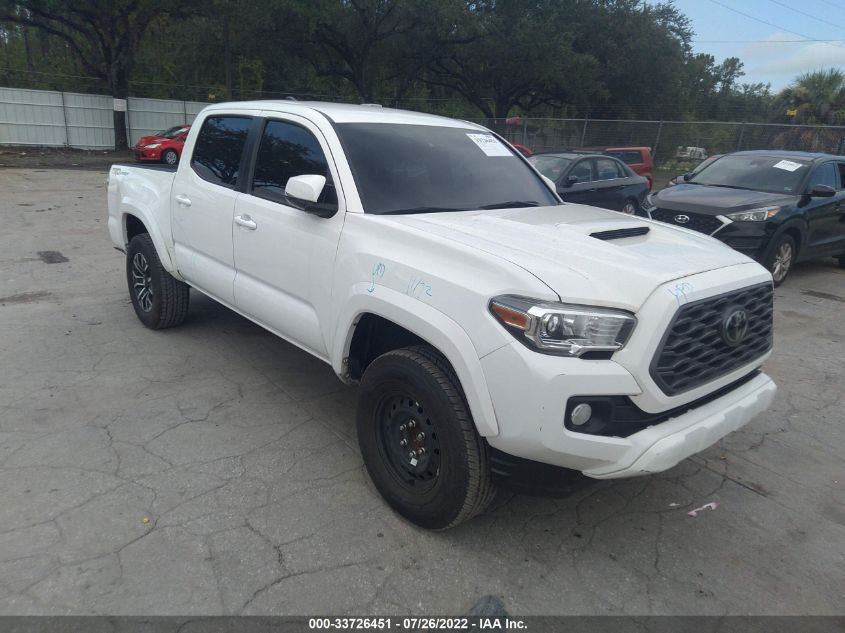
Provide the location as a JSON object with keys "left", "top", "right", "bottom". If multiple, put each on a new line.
{"left": 590, "top": 226, "right": 650, "bottom": 241}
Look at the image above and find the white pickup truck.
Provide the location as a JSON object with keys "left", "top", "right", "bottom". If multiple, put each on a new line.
{"left": 107, "top": 101, "right": 777, "bottom": 529}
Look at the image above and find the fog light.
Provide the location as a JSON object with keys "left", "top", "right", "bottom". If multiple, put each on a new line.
{"left": 570, "top": 403, "right": 592, "bottom": 426}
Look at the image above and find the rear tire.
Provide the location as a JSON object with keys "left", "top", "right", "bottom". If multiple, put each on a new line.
{"left": 620, "top": 199, "right": 638, "bottom": 215}
{"left": 764, "top": 233, "right": 796, "bottom": 286}
{"left": 356, "top": 345, "right": 496, "bottom": 530}
{"left": 126, "top": 233, "right": 189, "bottom": 329}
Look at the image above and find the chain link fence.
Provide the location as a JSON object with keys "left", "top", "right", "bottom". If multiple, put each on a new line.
{"left": 480, "top": 117, "right": 845, "bottom": 169}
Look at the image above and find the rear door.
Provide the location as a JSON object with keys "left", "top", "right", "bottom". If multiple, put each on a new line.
{"left": 170, "top": 112, "right": 253, "bottom": 304}
{"left": 231, "top": 114, "right": 346, "bottom": 359}
{"left": 170, "top": 114, "right": 255, "bottom": 304}
{"left": 804, "top": 161, "right": 844, "bottom": 255}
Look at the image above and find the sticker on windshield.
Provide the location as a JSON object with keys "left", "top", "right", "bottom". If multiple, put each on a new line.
{"left": 466, "top": 133, "right": 512, "bottom": 157}
{"left": 772, "top": 159, "right": 804, "bottom": 172}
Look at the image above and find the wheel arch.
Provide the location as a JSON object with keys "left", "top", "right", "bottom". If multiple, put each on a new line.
{"left": 120, "top": 210, "right": 178, "bottom": 275}
{"left": 332, "top": 286, "right": 500, "bottom": 437}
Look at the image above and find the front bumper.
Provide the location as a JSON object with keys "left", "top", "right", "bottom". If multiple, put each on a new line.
{"left": 480, "top": 268, "right": 776, "bottom": 479}
{"left": 133, "top": 147, "right": 162, "bottom": 161}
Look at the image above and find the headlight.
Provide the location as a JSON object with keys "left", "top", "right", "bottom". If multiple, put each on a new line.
{"left": 489, "top": 295, "right": 636, "bottom": 356}
{"left": 725, "top": 207, "right": 780, "bottom": 222}
{"left": 642, "top": 193, "right": 656, "bottom": 210}
{"left": 144, "top": 143, "right": 161, "bottom": 149}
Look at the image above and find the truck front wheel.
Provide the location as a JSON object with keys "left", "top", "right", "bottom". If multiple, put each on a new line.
{"left": 126, "top": 233, "right": 190, "bottom": 329}
{"left": 356, "top": 346, "right": 496, "bottom": 529}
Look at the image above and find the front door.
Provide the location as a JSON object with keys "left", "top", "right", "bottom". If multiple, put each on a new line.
{"left": 170, "top": 114, "right": 254, "bottom": 304}
{"left": 558, "top": 158, "right": 596, "bottom": 204}
{"left": 232, "top": 114, "right": 346, "bottom": 359}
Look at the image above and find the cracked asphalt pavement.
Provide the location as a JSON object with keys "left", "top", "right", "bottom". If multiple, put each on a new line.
{"left": 0, "top": 168, "right": 843, "bottom": 616}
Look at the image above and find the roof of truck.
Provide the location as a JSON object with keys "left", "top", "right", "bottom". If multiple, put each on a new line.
{"left": 202, "top": 100, "right": 487, "bottom": 129}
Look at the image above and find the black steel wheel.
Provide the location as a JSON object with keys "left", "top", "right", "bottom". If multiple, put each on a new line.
{"left": 125, "top": 233, "right": 190, "bottom": 329}
{"left": 356, "top": 346, "right": 496, "bottom": 529}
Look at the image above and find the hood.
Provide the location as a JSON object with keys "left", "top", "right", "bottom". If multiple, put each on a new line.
{"left": 378, "top": 204, "right": 755, "bottom": 311}
{"left": 135, "top": 135, "right": 163, "bottom": 147}
{"left": 653, "top": 183, "right": 797, "bottom": 215}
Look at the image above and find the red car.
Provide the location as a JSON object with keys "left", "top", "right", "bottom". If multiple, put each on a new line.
{"left": 511, "top": 143, "right": 533, "bottom": 157}
{"left": 133, "top": 125, "right": 191, "bottom": 165}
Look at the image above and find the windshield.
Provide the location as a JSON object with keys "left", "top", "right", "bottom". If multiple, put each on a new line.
{"left": 689, "top": 155, "right": 810, "bottom": 194}
{"left": 156, "top": 126, "right": 189, "bottom": 139}
{"left": 528, "top": 155, "right": 572, "bottom": 181}
{"left": 335, "top": 123, "right": 559, "bottom": 214}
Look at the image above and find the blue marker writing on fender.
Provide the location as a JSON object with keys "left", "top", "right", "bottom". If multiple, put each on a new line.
{"left": 368, "top": 263, "right": 386, "bottom": 293}
{"left": 668, "top": 282, "right": 693, "bottom": 306}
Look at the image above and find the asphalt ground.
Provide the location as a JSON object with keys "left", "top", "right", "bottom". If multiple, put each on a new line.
{"left": 0, "top": 168, "right": 843, "bottom": 615}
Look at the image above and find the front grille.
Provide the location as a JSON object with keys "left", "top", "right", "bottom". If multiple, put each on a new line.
{"left": 651, "top": 283, "right": 773, "bottom": 396}
{"left": 650, "top": 208, "right": 723, "bottom": 235}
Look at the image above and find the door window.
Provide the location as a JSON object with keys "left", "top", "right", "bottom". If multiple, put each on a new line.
{"left": 251, "top": 120, "right": 337, "bottom": 209}
{"left": 594, "top": 158, "right": 623, "bottom": 181}
{"left": 190, "top": 116, "right": 252, "bottom": 188}
{"left": 807, "top": 163, "right": 839, "bottom": 191}
{"left": 569, "top": 160, "right": 594, "bottom": 183}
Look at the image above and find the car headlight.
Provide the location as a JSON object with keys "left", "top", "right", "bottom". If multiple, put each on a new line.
{"left": 642, "top": 193, "right": 656, "bottom": 210}
{"left": 725, "top": 207, "right": 780, "bottom": 222}
{"left": 144, "top": 143, "right": 161, "bottom": 149}
{"left": 489, "top": 295, "right": 636, "bottom": 356}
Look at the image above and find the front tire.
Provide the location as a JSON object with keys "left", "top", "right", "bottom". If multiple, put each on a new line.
{"left": 126, "top": 233, "right": 190, "bottom": 329}
{"left": 356, "top": 346, "right": 496, "bottom": 529}
{"left": 765, "top": 233, "right": 796, "bottom": 286}
{"left": 162, "top": 149, "right": 179, "bottom": 166}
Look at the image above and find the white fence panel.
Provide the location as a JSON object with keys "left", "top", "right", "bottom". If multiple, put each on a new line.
{"left": 127, "top": 97, "right": 209, "bottom": 145}
{"left": 0, "top": 87, "right": 67, "bottom": 146}
{"left": 63, "top": 92, "right": 114, "bottom": 149}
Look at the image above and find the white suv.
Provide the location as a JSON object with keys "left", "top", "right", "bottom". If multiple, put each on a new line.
{"left": 107, "top": 101, "right": 776, "bottom": 529}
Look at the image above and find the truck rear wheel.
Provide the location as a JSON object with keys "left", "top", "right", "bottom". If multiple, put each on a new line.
{"left": 126, "top": 233, "right": 190, "bottom": 329}
{"left": 356, "top": 345, "right": 496, "bottom": 529}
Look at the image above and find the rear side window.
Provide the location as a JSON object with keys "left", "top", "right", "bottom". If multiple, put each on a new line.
{"left": 570, "top": 160, "right": 594, "bottom": 183}
{"left": 807, "top": 163, "right": 839, "bottom": 191}
{"left": 251, "top": 120, "right": 337, "bottom": 209}
{"left": 606, "top": 150, "right": 642, "bottom": 165}
{"left": 191, "top": 116, "right": 252, "bottom": 188}
{"left": 595, "top": 158, "right": 623, "bottom": 180}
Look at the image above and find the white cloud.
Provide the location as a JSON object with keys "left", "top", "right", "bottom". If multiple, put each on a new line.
{"left": 740, "top": 32, "right": 845, "bottom": 87}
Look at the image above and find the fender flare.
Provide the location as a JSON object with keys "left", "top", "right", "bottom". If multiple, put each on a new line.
{"left": 331, "top": 283, "right": 500, "bottom": 437}
{"left": 120, "top": 205, "right": 178, "bottom": 276}
{"left": 766, "top": 218, "right": 807, "bottom": 260}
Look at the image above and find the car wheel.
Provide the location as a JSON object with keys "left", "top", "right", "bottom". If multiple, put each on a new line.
{"left": 356, "top": 345, "right": 496, "bottom": 530}
{"left": 126, "top": 233, "right": 190, "bottom": 329}
{"left": 162, "top": 149, "right": 179, "bottom": 166}
{"left": 765, "top": 234, "right": 796, "bottom": 286}
{"left": 621, "top": 199, "right": 638, "bottom": 215}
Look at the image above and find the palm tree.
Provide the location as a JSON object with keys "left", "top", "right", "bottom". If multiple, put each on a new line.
{"left": 778, "top": 68, "right": 845, "bottom": 125}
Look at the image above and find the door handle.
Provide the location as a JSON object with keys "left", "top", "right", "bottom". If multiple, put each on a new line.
{"left": 234, "top": 214, "right": 257, "bottom": 230}
{"left": 175, "top": 194, "right": 192, "bottom": 207}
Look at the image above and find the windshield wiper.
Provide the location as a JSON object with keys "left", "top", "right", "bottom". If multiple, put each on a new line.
{"left": 379, "top": 206, "right": 470, "bottom": 215}
{"left": 478, "top": 200, "right": 541, "bottom": 209}
{"left": 696, "top": 183, "right": 753, "bottom": 191}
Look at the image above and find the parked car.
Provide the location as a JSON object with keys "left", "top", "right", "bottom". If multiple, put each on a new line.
{"left": 107, "top": 102, "right": 776, "bottom": 529}
{"left": 667, "top": 154, "right": 722, "bottom": 187}
{"left": 529, "top": 152, "right": 649, "bottom": 214}
{"left": 133, "top": 124, "right": 191, "bottom": 165}
{"left": 676, "top": 146, "right": 708, "bottom": 160}
{"left": 643, "top": 150, "right": 845, "bottom": 284}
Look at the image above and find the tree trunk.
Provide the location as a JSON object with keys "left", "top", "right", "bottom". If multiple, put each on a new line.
{"left": 111, "top": 67, "right": 130, "bottom": 151}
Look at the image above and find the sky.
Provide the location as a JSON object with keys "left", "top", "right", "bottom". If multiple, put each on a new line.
{"left": 672, "top": 0, "right": 845, "bottom": 91}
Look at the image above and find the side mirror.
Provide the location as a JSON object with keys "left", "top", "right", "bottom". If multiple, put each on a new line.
{"left": 285, "top": 174, "right": 325, "bottom": 203}
{"left": 808, "top": 184, "right": 836, "bottom": 198}
{"left": 564, "top": 175, "right": 579, "bottom": 187}
{"left": 682, "top": 172, "right": 693, "bottom": 181}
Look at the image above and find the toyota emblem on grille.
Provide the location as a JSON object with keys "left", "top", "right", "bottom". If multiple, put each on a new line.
{"left": 674, "top": 214, "right": 690, "bottom": 224}
{"left": 722, "top": 308, "right": 749, "bottom": 346}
